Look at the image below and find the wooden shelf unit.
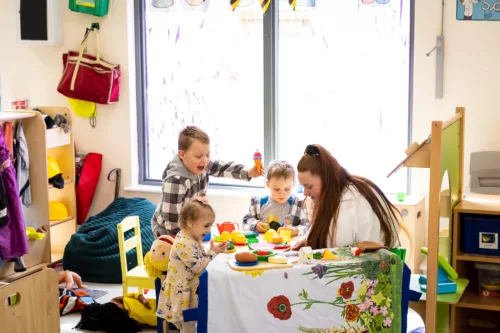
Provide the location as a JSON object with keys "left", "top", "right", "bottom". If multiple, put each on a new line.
{"left": 451, "top": 194, "right": 500, "bottom": 331}
{"left": 41, "top": 107, "right": 76, "bottom": 264}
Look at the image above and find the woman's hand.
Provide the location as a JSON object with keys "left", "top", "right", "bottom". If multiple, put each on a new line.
{"left": 256, "top": 222, "right": 270, "bottom": 233}
{"left": 292, "top": 238, "right": 307, "bottom": 251}
{"left": 248, "top": 165, "right": 264, "bottom": 178}
{"left": 210, "top": 240, "right": 229, "bottom": 254}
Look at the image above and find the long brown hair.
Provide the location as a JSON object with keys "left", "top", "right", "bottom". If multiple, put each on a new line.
{"left": 298, "top": 144, "right": 402, "bottom": 249}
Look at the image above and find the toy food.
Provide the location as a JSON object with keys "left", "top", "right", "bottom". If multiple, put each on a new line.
{"left": 323, "top": 250, "right": 337, "bottom": 260}
{"left": 233, "top": 234, "right": 247, "bottom": 244}
{"left": 269, "top": 256, "right": 287, "bottom": 264}
{"left": 313, "top": 252, "right": 322, "bottom": 260}
{"left": 257, "top": 250, "right": 270, "bottom": 255}
{"left": 213, "top": 236, "right": 224, "bottom": 242}
{"left": 272, "top": 236, "right": 283, "bottom": 244}
{"left": 236, "top": 252, "right": 258, "bottom": 263}
{"left": 253, "top": 150, "right": 262, "bottom": 173}
{"left": 231, "top": 230, "right": 244, "bottom": 242}
{"left": 221, "top": 231, "right": 231, "bottom": 241}
{"left": 264, "top": 229, "right": 277, "bottom": 242}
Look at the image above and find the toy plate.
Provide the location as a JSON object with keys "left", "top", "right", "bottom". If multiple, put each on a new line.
{"left": 243, "top": 231, "right": 258, "bottom": 239}
{"left": 273, "top": 243, "right": 290, "bottom": 250}
{"left": 252, "top": 250, "right": 277, "bottom": 261}
{"left": 248, "top": 243, "right": 275, "bottom": 251}
{"left": 235, "top": 260, "right": 259, "bottom": 267}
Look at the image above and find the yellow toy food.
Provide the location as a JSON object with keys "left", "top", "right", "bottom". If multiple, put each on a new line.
{"left": 221, "top": 231, "right": 231, "bottom": 241}
{"left": 264, "top": 229, "right": 277, "bottom": 242}
{"left": 231, "top": 230, "right": 243, "bottom": 237}
{"left": 323, "top": 249, "right": 337, "bottom": 260}
{"left": 144, "top": 235, "right": 174, "bottom": 278}
{"left": 233, "top": 234, "right": 247, "bottom": 244}
{"left": 272, "top": 236, "right": 283, "bottom": 244}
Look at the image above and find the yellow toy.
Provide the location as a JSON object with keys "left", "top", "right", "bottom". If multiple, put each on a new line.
{"left": 144, "top": 235, "right": 175, "bottom": 279}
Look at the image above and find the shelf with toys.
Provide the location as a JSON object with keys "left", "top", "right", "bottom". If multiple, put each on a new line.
{"left": 40, "top": 106, "right": 76, "bottom": 264}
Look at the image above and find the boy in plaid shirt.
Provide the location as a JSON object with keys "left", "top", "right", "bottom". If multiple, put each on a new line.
{"left": 243, "top": 160, "right": 309, "bottom": 236}
{"left": 151, "top": 126, "right": 263, "bottom": 238}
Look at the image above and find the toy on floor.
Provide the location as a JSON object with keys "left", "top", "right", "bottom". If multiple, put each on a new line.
{"left": 74, "top": 302, "right": 142, "bottom": 333}
{"left": 42, "top": 266, "right": 87, "bottom": 289}
{"left": 111, "top": 292, "right": 157, "bottom": 327}
{"left": 144, "top": 235, "right": 174, "bottom": 278}
{"left": 418, "top": 247, "right": 458, "bottom": 294}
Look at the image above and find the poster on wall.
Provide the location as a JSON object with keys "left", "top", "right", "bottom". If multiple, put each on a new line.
{"left": 457, "top": 0, "right": 500, "bottom": 20}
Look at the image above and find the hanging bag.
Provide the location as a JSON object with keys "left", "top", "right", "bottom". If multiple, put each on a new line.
{"left": 57, "top": 27, "right": 120, "bottom": 104}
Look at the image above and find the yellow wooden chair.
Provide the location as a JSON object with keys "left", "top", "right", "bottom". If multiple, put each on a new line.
{"left": 117, "top": 216, "right": 155, "bottom": 296}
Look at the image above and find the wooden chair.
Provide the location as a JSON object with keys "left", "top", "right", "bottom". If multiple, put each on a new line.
{"left": 117, "top": 216, "right": 155, "bottom": 296}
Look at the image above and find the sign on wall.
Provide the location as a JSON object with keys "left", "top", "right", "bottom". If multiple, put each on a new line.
{"left": 457, "top": 0, "right": 500, "bottom": 20}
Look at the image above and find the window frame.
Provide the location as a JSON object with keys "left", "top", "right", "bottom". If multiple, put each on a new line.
{"left": 135, "top": 0, "right": 415, "bottom": 191}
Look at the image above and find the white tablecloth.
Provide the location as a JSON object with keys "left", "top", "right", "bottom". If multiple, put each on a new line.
{"left": 205, "top": 247, "right": 406, "bottom": 333}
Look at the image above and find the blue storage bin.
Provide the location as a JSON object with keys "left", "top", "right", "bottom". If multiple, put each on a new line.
{"left": 462, "top": 214, "right": 500, "bottom": 256}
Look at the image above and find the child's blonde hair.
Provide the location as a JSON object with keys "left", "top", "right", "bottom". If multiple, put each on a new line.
{"left": 178, "top": 126, "right": 210, "bottom": 151}
{"left": 179, "top": 200, "right": 215, "bottom": 228}
{"left": 267, "top": 160, "right": 295, "bottom": 182}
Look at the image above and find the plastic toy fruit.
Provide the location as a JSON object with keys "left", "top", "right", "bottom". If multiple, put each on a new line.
{"left": 221, "top": 231, "right": 231, "bottom": 241}
{"left": 323, "top": 249, "right": 337, "bottom": 260}
{"left": 272, "top": 236, "right": 283, "bottom": 244}
{"left": 257, "top": 250, "right": 269, "bottom": 255}
{"left": 233, "top": 234, "right": 246, "bottom": 244}
{"left": 264, "top": 229, "right": 277, "bottom": 242}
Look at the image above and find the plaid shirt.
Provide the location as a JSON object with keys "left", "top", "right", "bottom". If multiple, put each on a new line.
{"left": 242, "top": 195, "right": 310, "bottom": 231}
{"left": 151, "top": 156, "right": 250, "bottom": 238}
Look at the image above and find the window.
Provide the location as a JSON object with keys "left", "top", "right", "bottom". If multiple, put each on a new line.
{"left": 136, "top": 0, "right": 413, "bottom": 192}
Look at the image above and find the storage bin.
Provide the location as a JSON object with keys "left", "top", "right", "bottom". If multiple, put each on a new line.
{"left": 69, "top": 0, "right": 109, "bottom": 17}
{"left": 462, "top": 214, "right": 500, "bottom": 256}
{"left": 474, "top": 262, "right": 500, "bottom": 297}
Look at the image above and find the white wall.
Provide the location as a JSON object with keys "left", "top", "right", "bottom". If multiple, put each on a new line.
{"left": 1, "top": 0, "right": 500, "bottom": 226}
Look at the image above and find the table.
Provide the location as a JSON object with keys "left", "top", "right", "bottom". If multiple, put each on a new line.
{"left": 187, "top": 241, "right": 411, "bottom": 333}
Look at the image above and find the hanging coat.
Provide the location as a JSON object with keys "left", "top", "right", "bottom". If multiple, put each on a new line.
{"left": 0, "top": 125, "right": 28, "bottom": 260}
{"left": 15, "top": 122, "right": 31, "bottom": 207}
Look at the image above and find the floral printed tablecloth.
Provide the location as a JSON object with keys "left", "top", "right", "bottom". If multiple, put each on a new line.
{"left": 197, "top": 247, "right": 409, "bottom": 333}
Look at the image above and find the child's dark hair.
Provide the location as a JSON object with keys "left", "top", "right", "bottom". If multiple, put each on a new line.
{"left": 179, "top": 200, "right": 215, "bottom": 228}
{"left": 178, "top": 126, "right": 210, "bottom": 151}
{"left": 267, "top": 160, "right": 295, "bottom": 182}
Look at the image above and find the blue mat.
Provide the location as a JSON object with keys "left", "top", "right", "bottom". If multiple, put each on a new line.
{"left": 62, "top": 197, "right": 156, "bottom": 283}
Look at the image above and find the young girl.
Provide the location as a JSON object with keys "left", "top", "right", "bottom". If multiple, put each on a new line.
{"left": 157, "top": 200, "right": 228, "bottom": 333}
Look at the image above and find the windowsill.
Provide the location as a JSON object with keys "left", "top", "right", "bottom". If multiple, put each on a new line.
{"left": 124, "top": 184, "right": 269, "bottom": 198}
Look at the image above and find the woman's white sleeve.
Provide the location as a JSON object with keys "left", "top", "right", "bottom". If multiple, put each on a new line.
{"left": 354, "top": 196, "right": 385, "bottom": 245}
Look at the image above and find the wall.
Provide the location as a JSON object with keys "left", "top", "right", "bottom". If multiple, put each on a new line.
{"left": 412, "top": 0, "right": 500, "bottom": 197}
{"left": 1, "top": 0, "right": 500, "bottom": 225}
{"left": 0, "top": 0, "right": 137, "bottom": 217}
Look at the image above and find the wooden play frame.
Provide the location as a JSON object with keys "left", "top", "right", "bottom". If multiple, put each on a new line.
{"left": 389, "top": 107, "right": 467, "bottom": 332}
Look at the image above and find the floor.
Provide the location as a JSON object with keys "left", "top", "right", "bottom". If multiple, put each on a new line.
{"left": 60, "top": 282, "right": 179, "bottom": 333}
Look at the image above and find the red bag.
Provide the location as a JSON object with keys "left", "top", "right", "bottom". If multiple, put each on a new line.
{"left": 76, "top": 153, "right": 102, "bottom": 225}
{"left": 57, "top": 28, "right": 120, "bottom": 104}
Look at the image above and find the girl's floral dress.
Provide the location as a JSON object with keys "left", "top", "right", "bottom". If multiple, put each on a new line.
{"left": 157, "top": 231, "right": 217, "bottom": 324}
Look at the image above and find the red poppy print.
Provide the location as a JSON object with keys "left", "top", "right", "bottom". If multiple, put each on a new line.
{"left": 267, "top": 295, "right": 292, "bottom": 320}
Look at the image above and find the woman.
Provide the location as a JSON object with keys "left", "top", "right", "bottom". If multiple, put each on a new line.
{"left": 293, "top": 144, "right": 402, "bottom": 250}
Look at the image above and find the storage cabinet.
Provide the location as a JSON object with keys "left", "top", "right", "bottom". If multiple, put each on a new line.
{"left": 389, "top": 194, "right": 426, "bottom": 273}
{"left": 451, "top": 194, "right": 500, "bottom": 333}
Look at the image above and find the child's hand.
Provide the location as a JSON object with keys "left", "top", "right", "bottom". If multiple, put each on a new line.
{"left": 210, "top": 239, "right": 229, "bottom": 254}
{"left": 256, "top": 222, "right": 270, "bottom": 233}
{"left": 248, "top": 165, "right": 264, "bottom": 178}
